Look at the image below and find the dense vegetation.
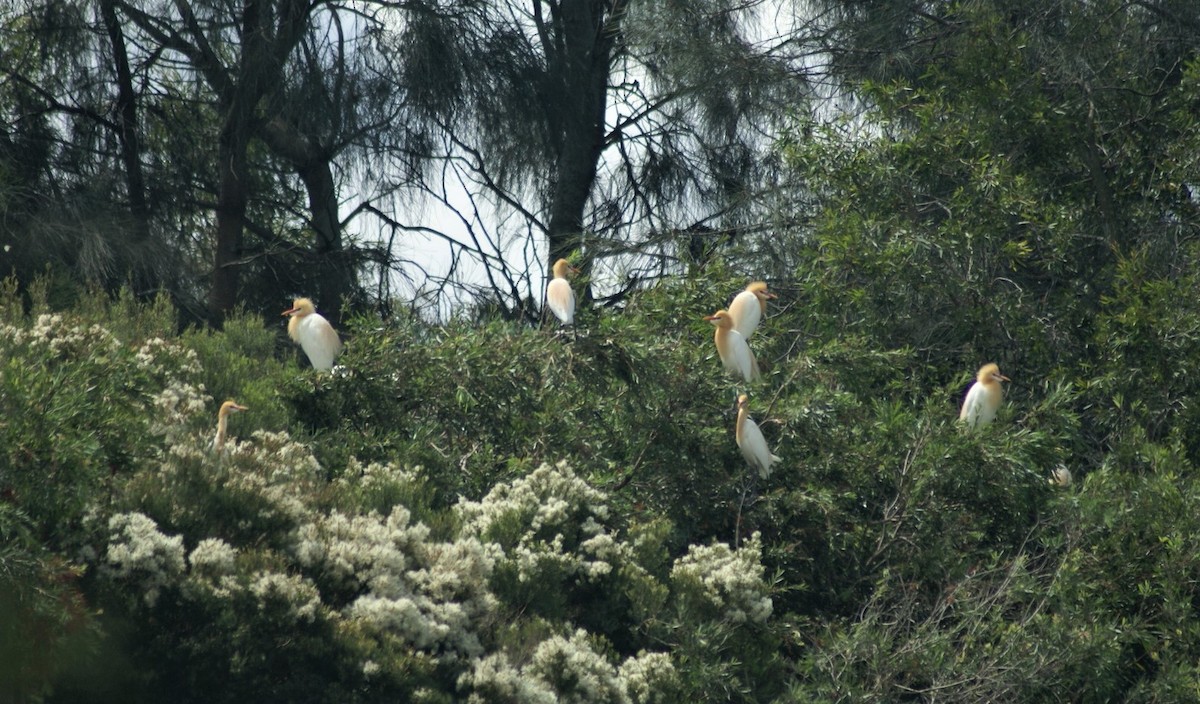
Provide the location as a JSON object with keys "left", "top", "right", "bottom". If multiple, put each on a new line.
{"left": 6, "top": 0, "right": 1200, "bottom": 701}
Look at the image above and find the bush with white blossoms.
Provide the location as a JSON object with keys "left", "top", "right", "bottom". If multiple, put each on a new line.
{"left": 102, "top": 512, "right": 187, "bottom": 607}
{"left": 458, "top": 629, "right": 679, "bottom": 704}
{"left": 147, "top": 379, "right": 212, "bottom": 442}
{"left": 0, "top": 312, "right": 121, "bottom": 361}
{"left": 670, "top": 532, "right": 773, "bottom": 625}
{"left": 457, "top": 461, "right": 629, "bottom": 586}
{"left": 294, "top": 505, "right": 499, "bottom": 659}
{"left": 187, "top": 537, "right": 238, "bottom": 578}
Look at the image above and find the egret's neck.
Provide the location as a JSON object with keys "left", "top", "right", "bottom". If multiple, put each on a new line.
{"left": 215, "top": 414, "right": 229, "bottom": 450}
{"left": 287, "top": 313, "right": 303, "bottom": 342}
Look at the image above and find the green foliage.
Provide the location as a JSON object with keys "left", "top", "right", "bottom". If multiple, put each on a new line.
{"left": 7, "top": 3, "right": 1200, "bottom": 700}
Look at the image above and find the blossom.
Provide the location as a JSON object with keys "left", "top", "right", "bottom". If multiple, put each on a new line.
{"left": 294, "top": 505, "right": 498, "bottom": 660}
{"left": 456, "top": 462, "right": 624, "bottom": 586}
{"left": 670, "top": 532, "right": 773, "bottom": 625}
{"left": 103, "top": 512, "right": 186, "bottom": 607}
{"left": 188, "top": 538, "right": 238, "bottom": 577}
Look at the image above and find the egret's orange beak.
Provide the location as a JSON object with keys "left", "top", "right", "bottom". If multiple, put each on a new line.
{"left": 703, "top": 314, "right": 719, "bottom": 321}
{"left": 995, "top": 373, "right": 1010, "bottom": 383}
{"left": 231, "top": 403, "right": 248, "bottom": 412}
{"left": 282, "top": 306, "right": 298, "bottom": 316}
{"left": 764, "top": 292, "right": 778, "bottom": 299}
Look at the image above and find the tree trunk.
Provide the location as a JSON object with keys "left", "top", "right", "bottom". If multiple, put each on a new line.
{"left": 100, "top": 0, "right": 158, "bottom": 292}
{"left": 203, "top": 0, "right": 312, "bottom": 323}
{"left": 209, "top": 116, "right": 252, "bottom": 323}
{"left": 540, "top": 0, "right": 621, "bottom": 299}
{"left": 260, "top": 117, "right": 349, "bottom": 323}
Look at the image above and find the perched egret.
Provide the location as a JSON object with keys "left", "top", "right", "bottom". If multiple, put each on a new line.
{"left": 1050, "top": 466, "right": 1073, "bottom": 488}
{"left": 736, "top": 394, "right": 780, "bottom": 478}
{"left": 728, "top": 281, "right": 775, "bottom": 339}
{"left": 546, "top": 258, "right": 579, "bottom": 325}
{"left": 704, "top": 309, "right": 760, "bottom": 383}
{"left": 959, "top": 363, "right": 1010, "bottom": 428}
{"left": 214, "top": 400, "right": 248, "bottom": 452}
{"left": 282, "top": 297, "right": 342, "bottom": 371}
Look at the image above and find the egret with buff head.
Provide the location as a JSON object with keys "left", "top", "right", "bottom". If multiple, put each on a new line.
{"left": 213, "top": 400, "right": 248, "bottom": 452}
{"left": 546, "top": 258, "right": 579, "bottom": 326}
{"left": 736, "top": 394, "right": 779, "bottom": 478}
{"left": 282, "top": 297, "right": 342, "bottom": 371}
{"left": 959, "top": 363, "right": 1010, "bottom": 428}
{"left": 704, "top": 309, "right": 760, "bottom": 383}
{"left": 728, "top": 281, "right": 775, "bottom": 339}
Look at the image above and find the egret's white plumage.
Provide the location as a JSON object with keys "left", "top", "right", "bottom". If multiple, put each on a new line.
{"left": 213, "top": 400, "right": 247, "bottom": 452}
{"left": 705, "top": 309, "right": 760, "bottom": 383}
{"left": 546, "top": 258, "right": 578, "bottom": 325}
{"left": 737, "top": 394, "right": 780, "bottom": 478}
{"left": 283, "top": 297, "right": 342, "bottom": 371}
{"left": 1050, "top": 466, "right": 1072, "bottom": 487}
{"left": 728, "top": 281, "right": 775, "bottom": 339}
{"left": 959, "top": 363, "right": 1009, "bottom": 428}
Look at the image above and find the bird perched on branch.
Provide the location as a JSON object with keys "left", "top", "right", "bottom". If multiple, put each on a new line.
{"left": 705, "top": 309, "right": 760, "bottom": 383}
{"left": 283, "top": 297, "right": 342, "bottom": 371}
{"left": 736, "top": 394, "right": 779, "bottom": 478}
{"left": 959, "top": 363, "right": 1010, "bottom": 428}
{"left": 213, "top": 400, "right": 247, "bottom": 453}
{"left": 728, "top": 281, "right": 775, "bottom": 339}
{"left": 546, "top": 258, "right": 579, "bottom": 326}
{"left": 1050, "top": 466, "right": 1073, "bottom": 488}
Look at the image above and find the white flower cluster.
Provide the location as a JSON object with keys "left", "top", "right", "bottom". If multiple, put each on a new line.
{"left": 188, "top": 537, "right": 238, "bottom": 577}
{"left": 248, "top": 570, "right": 322, "bottom": 622}
{"left": 294, "top": 505, "right": 499, "bottom": 659}
{"left": 187, "top": 568, "right": 323, "bottom": 624}
{"left": 333, "top": 458, "right": 420, "bottom": 496}
{"left": 0, "top": 313, "right": 121, "bottom": 359}
{"left": 103, "top": 512, "right": 186, "bottom": 607}
{"left": 526, "top": 629, "right": 628, "bottom": 702}
{"left": 459, "top": 630, "right": 678, "bottom": 704}
{"left": 135, "top": 337, "right": 201, "bottom": 378}
{"left": 460, "top": 653, "right": 557, "bottom": 704}
{"left": 670, "top": 532, "right": 773, "bottom": 625}
{"left": 456, "top": 462, "right": 625, "bottom": 584}
{"left": 217, "top": 430, "right": 324, "bottom": 523}
{"left": 618, "top": 651, "right": 679, "bottom": 704}
{"left": 149, "top": 380, "right": 211, "bottom": 440}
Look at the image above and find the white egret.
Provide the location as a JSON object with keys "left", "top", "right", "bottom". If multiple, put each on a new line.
{"left": 213, "top": 400, "right": 247, "bottom": 452}
{"left": 704, "top": 309, "right": 760, "bottom": 383}
{"left": 1050, "top": 466, "right": 1073, "bottom": 487}
{"left": 728, "top": 281, "right": 775, "bottom": 339}
{"left": 282, "top": 297, "right": 342, "bottom": 371}
{"left": 546, "top": 258, "right": 579, "bottom": 325}
{"left": 959, "top": 363, "right": 1010, "bottom": 428}
{"left": 736, "top": 394, "right": 780, "bottom": 478}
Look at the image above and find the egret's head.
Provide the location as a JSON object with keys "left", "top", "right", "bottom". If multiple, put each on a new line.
{"left": 282, "top": 298, "right": 316, "bottom": 317}
{"left": 978, "top": 363, "right": 1010, "bottom": 385}
{"left": 704, "top": 310, "right": 734, "bottom": 329}
{"left": 747, "top": 281, "right": 776, "bottom": 300}
{"left": 737, "top": 394, "right": 750, "bottom": 412}
{"left": 219, "top": 400, "right": 248, "bottom": 419}
{"left": 552, "top": 259, "right": 578, "bottom": 279}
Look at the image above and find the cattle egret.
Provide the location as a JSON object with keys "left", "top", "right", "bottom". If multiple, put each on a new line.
{"left": 737, "top": 394, "right": 780, "bottom": 478}
{"left": 1050, "top": 466, "right": 1072, "bottom": 488}
{"left": 959, "top": 363, "right": 1010, "bottom": 428}
{"left": 546, "top": 258, "right": 579, "bottom": 325}
{"left": 704, "top": 309, "right": 760, "bottom": 383}
{"left": 728, "top": 281, "right": 775, "bottom": 339}
{"left": 282, "top": 297, "right": 342, "bottom": 371}
{"left": 214, "top": 400, "right": 247, "bottom": 452}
